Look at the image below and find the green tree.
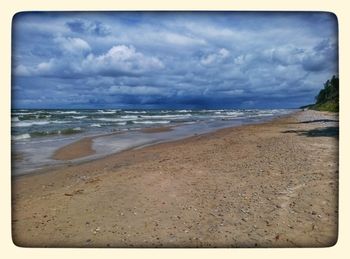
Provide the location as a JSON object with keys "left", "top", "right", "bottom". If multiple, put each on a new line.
{"left": 313, "top": 75, "right": 339, "bottom": 112}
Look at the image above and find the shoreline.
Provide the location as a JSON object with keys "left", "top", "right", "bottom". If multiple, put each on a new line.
{"left": 52, "top": 137, "right": 95, "bottom": 160}
{"left": 12, "top": 109, "right": 295, "bottom": 176}
{"left": 52, "top": 126, "right": 175, "bottom": 161}
{"left": 13, "top": 113, "right": 294, "bottom": 178}
{"left": 12, "top": 110, "right": 338, "bottom": 247}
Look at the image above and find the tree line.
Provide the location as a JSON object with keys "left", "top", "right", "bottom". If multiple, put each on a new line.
{"left": 302, "top": 75, "right": 339, "bottom": 112}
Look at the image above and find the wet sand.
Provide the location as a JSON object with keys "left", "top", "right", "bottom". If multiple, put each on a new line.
{"left": 141, "top": 126, "right": 173, "bottom": 134}
{"left": 12, "top": 110, "right": 338, "bottom": 247}
{"left": 52, "top": 137, "right": 95, "bottom": 160}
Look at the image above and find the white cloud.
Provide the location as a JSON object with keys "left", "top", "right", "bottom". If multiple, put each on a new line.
{"left": 201, "top": 48, "right": 230, "bottom": 65}
{"left": 36, "top": 59, "right": 55, "bottom": 73}
{"left": 13, "top": 65, "right": 31, "bottom": 76}
{"left": 82, "top": 45, "right": 164, "bottom": 75}
{"left": 162, "top": 32, "right": 206, "bottom": 46}
{"left": 234, "top": 54, "right": 254, "bottom": 66}
{"left": 54, "top": 37, "right": 91, "bottom": 55}
{"left": 14, "top": 44, "right": 164, "bottom": 78}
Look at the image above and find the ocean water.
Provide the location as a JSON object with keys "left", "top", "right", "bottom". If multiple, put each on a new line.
{"left": 11, "top": 109, "right": 294, "bottom": 175}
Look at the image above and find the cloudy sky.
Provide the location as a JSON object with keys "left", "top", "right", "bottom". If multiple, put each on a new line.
{"left": 12, "top": 12, "right": 338, "bottom": 109}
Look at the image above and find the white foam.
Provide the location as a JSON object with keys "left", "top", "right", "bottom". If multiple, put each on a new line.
{"left": 140, "top": 114, "right": 191, "bottom": 119}
{"left": 12, "top": 133, "right": 31, "bottom": 140}
{"left": 124, "top": 110, "right": 147, "bottom": 114}
{"left": 72, "top": 116, "right": 88, "bottom": 119}
{"left": 13, "top": 112, "right": 36, "bottom": 116}
{"left": 13, "top": 121, "right": 50, "bottom": 127}
{"left": 52, "top": 120, "right": 72, "bottom": 124}
{"left": 224, "top": 112, "right": 244, "bottom": 116}
{"left": 97, "top": 118, "right": 127, "bottom": 122}
{"left": 56, "top": 111, "right": 79, "bottom": 114}
{"left": 12, "top": 117, "right": 20, "bottom": 122}
{"left": 90, "top": 123, "right": 102, "bottom": 127}
{"left": 121, "top": 115, "right": 139, "bottom": 119}
{"left": 133, "top": 120, "right": 170, "bottom": 124}
{"left": 97, "top": 110, "right": 116, "bottom": 114}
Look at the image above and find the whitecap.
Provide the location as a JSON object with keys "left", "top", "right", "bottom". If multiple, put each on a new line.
{"left": 140, "top": 114, "right": 191, "bottom": 119}
{"left": 121, "top": 115, "right": 139, "bottom": 119}
{"left": 124, "top": 110, "right": 147, "bottom": 114}
{"left": 133, "top": 120, "right": 170, "bottom": 124}
{"left": 97, "top": 110, "right": 116, "bottom": 114}
{"left": 13, "top": 121, "right": 50, "bottom": 127}
{"left": 51, "top": 120, "right": 72, "bottom": 124}
{"left": 12, "top": 133, "right": 31, "bottom": 140}
{"left": 97, "top": 118, "right": 127, "bottom": 122}
{"left": 56, "top": 111, "right": 79, "bottom": 114}
{"left": 72, "top": 116, "right": 88, "bottom": 119}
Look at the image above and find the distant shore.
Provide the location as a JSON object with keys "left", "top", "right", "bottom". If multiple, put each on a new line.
{"left": 12, "top": 110, "right": 338, "bottom": 247}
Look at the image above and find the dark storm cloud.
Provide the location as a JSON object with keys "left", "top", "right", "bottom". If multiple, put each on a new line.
{"left": 12, "top": 12, "right": 338, "bottom": 109}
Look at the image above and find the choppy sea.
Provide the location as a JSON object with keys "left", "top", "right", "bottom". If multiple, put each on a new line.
{"left": 11, "top": 108, "right": 295, "bottom": 175}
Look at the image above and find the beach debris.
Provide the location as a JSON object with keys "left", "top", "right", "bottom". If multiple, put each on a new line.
{"left": 93, "top": 227, "right": 101, "bottom": 234}
{"left": 240, "top": 208, "right": 249, "bottom": 214}
{"left": 64, "top": 189, "right": 84, "bottom": 196}
{"left": 85, "top": 177, "right": 101, "bottom": 184}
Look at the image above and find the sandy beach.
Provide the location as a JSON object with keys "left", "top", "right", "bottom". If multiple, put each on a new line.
{"left": 11, "top": 110, "right": 338, "bottom": 248}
